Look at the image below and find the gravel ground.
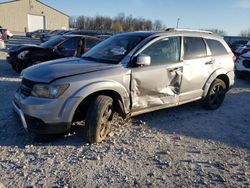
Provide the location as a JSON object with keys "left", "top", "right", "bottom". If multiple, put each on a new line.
{"left": 0, "top": 51, "right": 249, "bottom": 187}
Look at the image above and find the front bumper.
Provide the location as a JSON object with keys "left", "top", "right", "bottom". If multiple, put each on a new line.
{"left": 12, "top": 100, "right": 71, "bottom": 134}
{"left": 12, "top": 89, "right": 82, "bottom": 134}
{"left": 12, "top": 101, "right": 28, "bottom": 130}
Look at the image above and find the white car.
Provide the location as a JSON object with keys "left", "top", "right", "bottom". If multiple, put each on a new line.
{"left": 7, "top": 30, "right": 13, "bottom": 39}
{"left": 0, "top": 33, "right": 6, "bottom": 49}
{"left": 234, "top": 40, "right": 250, "bottom": 57}
{"left": 235, "top": 51, "right": 250, "bottom": 79}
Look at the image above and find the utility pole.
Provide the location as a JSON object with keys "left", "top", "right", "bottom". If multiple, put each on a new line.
{"left": 176, "top": 18, "right": 180, "bottom": 29}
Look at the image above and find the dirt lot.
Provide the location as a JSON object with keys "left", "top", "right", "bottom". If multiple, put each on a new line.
{"left": 0, "top": 50, "right": 249, "bottom": 187}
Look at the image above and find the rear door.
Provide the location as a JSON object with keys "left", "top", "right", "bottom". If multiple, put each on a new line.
{"left": 180, "top": 36, "right": 215, "bottom": 102}
{"left": 130, "top": 36, "right": 183, "bottom": 112}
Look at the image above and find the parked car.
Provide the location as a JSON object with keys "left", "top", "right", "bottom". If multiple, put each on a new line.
{"left": 234, "top": 41, "right": 250, "bottom": 58}
{"left": 26, "top": 29, "right": 50, "bottom": 38}
{"left": 0, "top": 28, "right": 13, "bottom": 40}
{"left": 13, "top": 30, "right": 235, "bottom": 143}
{"left": 96, "top": 34, "right": 112, "bottom": 40}
{"left": 40, "top": 30, "right": 70, "bottom": 42}
{"left": 6, "top": 30, "right": 13, "bottom": 39}
{"left": 8, "top": 35, "right": 101, "bottom": 72}
{"left": 224, "top": 36, "right": 250, "bottom": 53}
{"left": 67, "top": 30, "right": 102, "bottom": 36}
{"left": 0, "top": 33, "right": 5, "bottom": 49}
{"left": 235, "top": 51, "right": 250, "bottom": 79}
{"left": 0, "top": 28, "right": 7, "bottom": 41}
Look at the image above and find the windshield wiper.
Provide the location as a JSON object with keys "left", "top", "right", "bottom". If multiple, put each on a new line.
{"left": 82, "top": 56, "right": 98, "bottom": 61}
{"left": 82, "top": 56, "right": 118, "bottom": 64}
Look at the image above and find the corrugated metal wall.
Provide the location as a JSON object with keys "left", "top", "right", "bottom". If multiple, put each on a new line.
{"left": 0, "top": 0, "right": 69, "bottom": 32}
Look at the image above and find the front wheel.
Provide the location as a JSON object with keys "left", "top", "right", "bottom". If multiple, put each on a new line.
{"left": 203, "top": 79, "right": 227, "bottom": 110}
{"left": 83, "top": 95, "right": 114, "bottom": 143}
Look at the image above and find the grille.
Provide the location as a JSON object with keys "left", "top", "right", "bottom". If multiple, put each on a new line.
{"left": 243, "top": 59, "right": 250, "bottom": 69}
{"left": 20, "top": 85, "right": 32, "bottom": 96}
{"left": 22, "top": 78, "right": 34, "bottom": 88}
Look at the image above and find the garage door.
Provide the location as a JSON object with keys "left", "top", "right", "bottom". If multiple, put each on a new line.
{"left": 28, "top": 14, "right": 45, "bottom": 32}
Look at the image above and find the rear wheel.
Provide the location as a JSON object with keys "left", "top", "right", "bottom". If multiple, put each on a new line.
{"left": 203, "top": 79, "right": 227, "bottom": 110}
{"left": 83, "top": 95, "right": 114, "bottom": 143}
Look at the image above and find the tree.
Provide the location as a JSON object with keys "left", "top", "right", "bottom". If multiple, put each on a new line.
{"left": 111, "top": 22, "right": 123, "bottom": 32}
{"left": 204, "top": 29, "right": 226, "bottom": 36}
{"left": 153, "top": 20, "right": 164, "bottom": 31}
{"left": 240, "top": 29, "right": 250, "bottom": 37}
{"left": 69, "top": 16, "right": 77, "bottom": 28}
{"left": 76, "top": 16, "right": 86, "bottom": 29}
{"left": 73, "top": 13, "right": 163, "bottom": 32}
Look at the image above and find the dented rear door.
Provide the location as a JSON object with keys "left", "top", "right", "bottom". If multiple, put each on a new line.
{"left": 130, "top": 36, "right": 183, "bottom": 112}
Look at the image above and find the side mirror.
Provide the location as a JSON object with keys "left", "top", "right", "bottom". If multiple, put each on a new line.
{"left": 136, "top": 54, "right": 151, "bottom": 66}
{"left": 52, "top": 46, "right": 58, "bottom": 52}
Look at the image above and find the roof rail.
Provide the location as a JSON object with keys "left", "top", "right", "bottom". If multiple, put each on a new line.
{"left": 165, "top": 28, "right": 213, "bottom": 34}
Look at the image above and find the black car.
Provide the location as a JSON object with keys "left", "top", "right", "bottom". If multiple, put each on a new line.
{"left": 40, "top": 30, "right": 70, "bottom": 42}
{"left": 8, "top": 35, "right": 101, "bottom": 73}
{"left": 26, "top": 29, "right": 50, "bottom": 38}
{"left": 67, "top": 30, "right": 102, "bottom": 36}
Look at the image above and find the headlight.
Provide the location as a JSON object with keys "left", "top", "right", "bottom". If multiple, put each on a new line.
{"left": 31, "top": 84, "right": 69, "bottom": 98}
{"left": 17, "top": 50, "right": 29, "bottom": 59}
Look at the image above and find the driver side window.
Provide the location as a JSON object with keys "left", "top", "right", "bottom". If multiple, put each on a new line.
{"left": 58, "top": 37, "right": 80, "bottom": 50}
{"left": 140, "top": 37, "right": 180, "bottom": 65}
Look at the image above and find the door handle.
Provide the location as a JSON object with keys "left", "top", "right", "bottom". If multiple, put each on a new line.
{"left": 205, "top": 60, "right": 214, "bottom": 65}
{"left": 169, "top": 67, "right": 181, "bottom": 73}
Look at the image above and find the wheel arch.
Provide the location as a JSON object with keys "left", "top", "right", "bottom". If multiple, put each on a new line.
{"left": 202, "top": 69, "right": 230, "bottom": 98}
{"left": 72, "top": 81, "right": 130, "bottom": 122}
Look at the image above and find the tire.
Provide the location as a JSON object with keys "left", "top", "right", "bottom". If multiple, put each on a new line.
{"left": 84, "top": 95, "right": 114, "bottom": 143}
{"left": 203, "top": 79, "right": 227, "bottom": 110}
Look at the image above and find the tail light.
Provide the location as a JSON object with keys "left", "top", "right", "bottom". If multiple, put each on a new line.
{"left": 232, "top": 55, "right": 237, "bottom": 63}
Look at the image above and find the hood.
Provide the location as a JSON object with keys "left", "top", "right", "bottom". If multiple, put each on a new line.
{"left": 8, "top": 44, "right": 42, "bottom": 53}
{"left": 22, "top": 57, "right": 118, "bottom": 83}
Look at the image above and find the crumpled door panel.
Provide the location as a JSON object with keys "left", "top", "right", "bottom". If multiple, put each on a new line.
{"left": 131, "top": 66, "right": 183, "bottom": 110}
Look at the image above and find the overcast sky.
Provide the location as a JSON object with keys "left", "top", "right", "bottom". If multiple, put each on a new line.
{"left": 1, "top": 0, "right": 250, "bottom": 35}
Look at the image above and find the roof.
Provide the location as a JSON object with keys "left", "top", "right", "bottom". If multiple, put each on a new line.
{"left": 117, "top": 30, "right": 223, "bottom": 40}
{"left": 0, "top": 0, "right": 69, "bottom": 18}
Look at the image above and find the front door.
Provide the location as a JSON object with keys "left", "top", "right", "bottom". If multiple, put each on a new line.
{"left": 130, "top": 36, "right": 183, "bottom": 112}
{"left": 55, "top": 37, "right": 81, "bottom": 58}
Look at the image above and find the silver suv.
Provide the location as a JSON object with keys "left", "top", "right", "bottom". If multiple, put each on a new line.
{"left": 13, "top": 29, "right": 235, "bottom": 143}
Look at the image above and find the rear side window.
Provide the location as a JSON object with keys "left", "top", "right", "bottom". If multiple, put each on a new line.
{"left": 86, "top": 38, "right": 100, "bottom": 48}
{"left": 184, "top": 37, "right": 207, "bottom": 59}
{"left": 205, "top": 39, "right": 228, "bottom": 56}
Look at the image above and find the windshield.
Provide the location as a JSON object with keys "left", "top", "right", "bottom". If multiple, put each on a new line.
{"left": 82, "top": 35, "right": 145, "bottom": 64}
{"left": 40, "top": 36, "right": 65, "bottom": 48}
